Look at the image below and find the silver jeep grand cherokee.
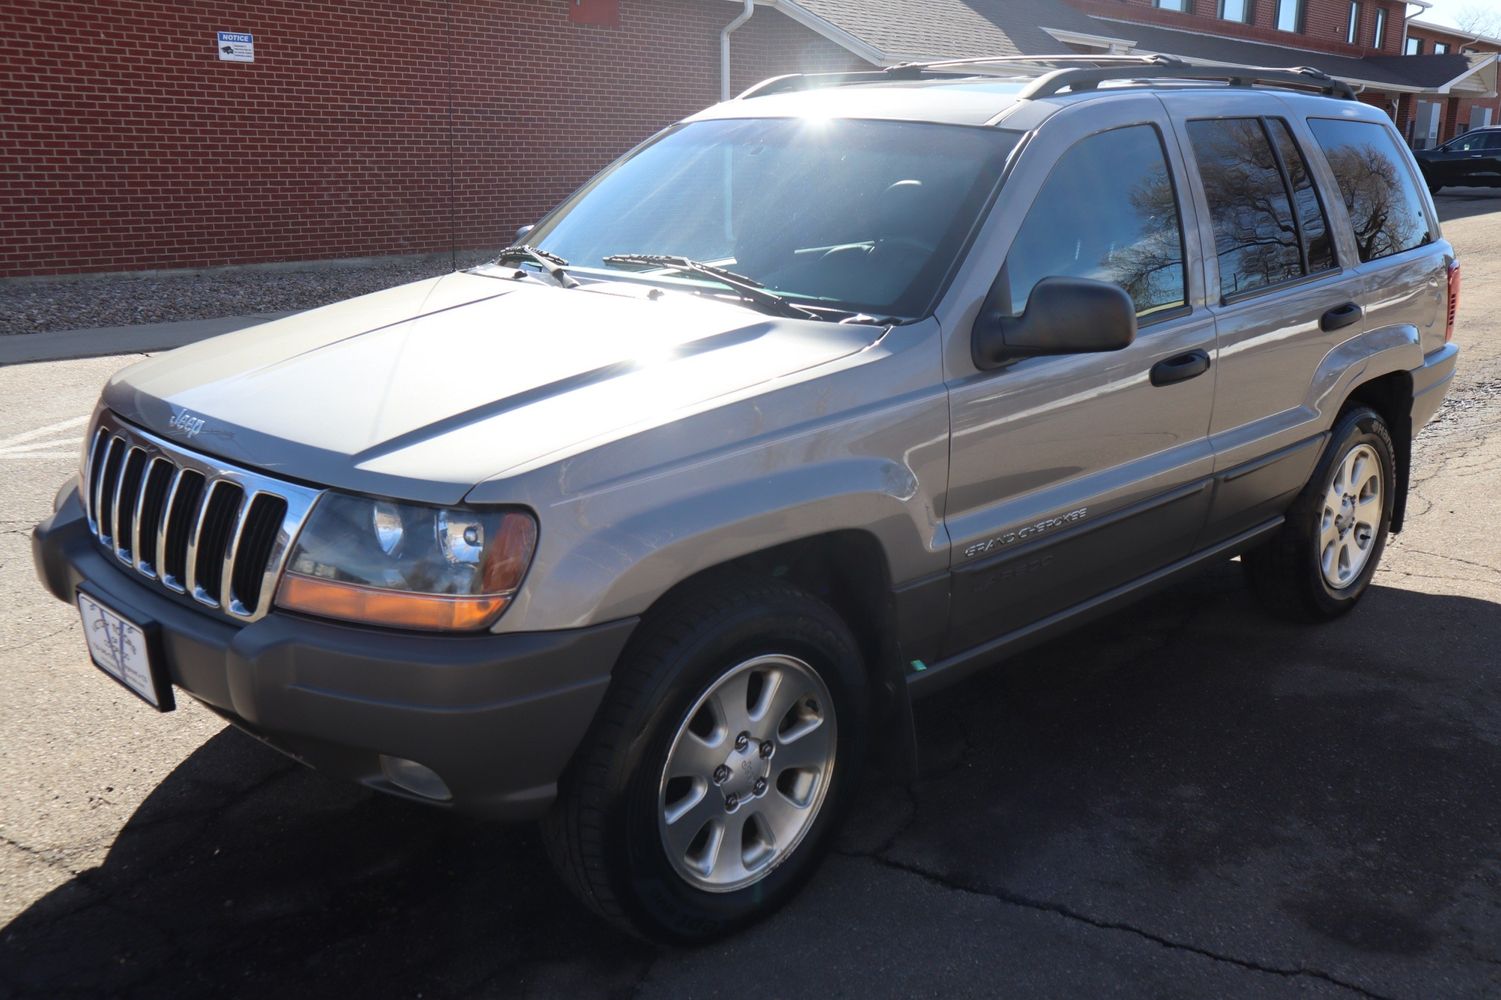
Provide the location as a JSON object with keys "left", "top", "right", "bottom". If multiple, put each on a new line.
{"left": 34, "top": 56, "right": 1460, "bottom": 943}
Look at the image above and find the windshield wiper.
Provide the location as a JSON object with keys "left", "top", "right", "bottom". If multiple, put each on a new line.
{"left": 495, "top": 244, "right": 579, "bottom": 289}
{"left": 602, "top": 254, "right": 819, "bottom": 319}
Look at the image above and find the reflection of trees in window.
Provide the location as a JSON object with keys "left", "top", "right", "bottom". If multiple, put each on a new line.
{"left": 1113, "top": 168, "right": 1187, "bottom": 313}
{"left": 1308, "top": 118, "right": 1431, "bottom": 263}
{"left": 1267, "top": 119, "right": 1336, "bottom": 273}
{"left": 1005, "top": 124, "right": 1185, "bottom": 317}
{"left": 1188, "top": 118, "right": 1303, "bottom": 298}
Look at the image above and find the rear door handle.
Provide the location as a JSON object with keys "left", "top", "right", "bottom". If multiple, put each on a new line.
{"left": 1149, "top": 349, "right": 1211, "bottom": 387}
{"left": 1320, "top": 301, "right": 1363, "bottom": 332}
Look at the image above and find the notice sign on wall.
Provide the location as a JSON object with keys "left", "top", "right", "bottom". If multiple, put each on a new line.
{"left": 217, "top": 31, "right": 254, "bottom": 62}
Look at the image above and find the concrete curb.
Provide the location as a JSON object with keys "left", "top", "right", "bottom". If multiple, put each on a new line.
{"left": 0, "top": 313, "right": 294, "bottom": 366}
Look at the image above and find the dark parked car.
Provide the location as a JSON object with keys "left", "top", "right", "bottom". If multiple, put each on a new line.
{"left": 1416, "top": 127, "right": 1501, "bottom": 192}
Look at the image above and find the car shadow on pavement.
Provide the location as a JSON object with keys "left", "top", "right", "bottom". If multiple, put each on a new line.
{"left": 1434, "top": 188, "right": 1501, "bottom": 223}
{"left": 3, "top": 562, "right": 1499, "bottom": 998}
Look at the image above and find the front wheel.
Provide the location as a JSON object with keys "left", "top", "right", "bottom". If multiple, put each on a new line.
{"left": 1243, "top": 405, "right": 1396, "bottom": 621}
{"left": 542, "top": 576, "right": 869, "bottom": 943}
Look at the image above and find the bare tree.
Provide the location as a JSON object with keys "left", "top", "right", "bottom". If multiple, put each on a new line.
{"left": 1454, "top": 4, "right": 1501, "bottom": 39}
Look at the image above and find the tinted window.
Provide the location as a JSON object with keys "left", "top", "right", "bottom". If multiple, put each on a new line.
{"left": 1307, "top": 118, "right": 1432, "bottom": 262}
{"left": 1267, "top": 119, "right": 1337, "bottom": 273}
{"left": 1188, "top": 118, "right": 1303, "bottom": 297}
{"left": 1005, "top": 125, "right": 1185, "bottom": 318}
{"left": 1447, "top": 132, "right": 1489, "bottom": 152}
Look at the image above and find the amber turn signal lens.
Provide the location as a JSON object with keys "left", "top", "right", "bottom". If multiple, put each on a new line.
{"left": 275, "top": 574, "right": 513, "bottom": 631}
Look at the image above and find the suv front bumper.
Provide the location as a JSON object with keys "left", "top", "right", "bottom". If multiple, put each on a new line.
{"left": 33, "top": 488, "right": 635, "bottom": 821}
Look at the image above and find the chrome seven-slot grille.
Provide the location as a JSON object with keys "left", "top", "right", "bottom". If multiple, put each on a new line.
{"left": 81, "top": 410, "right": 320, "bottom": 622}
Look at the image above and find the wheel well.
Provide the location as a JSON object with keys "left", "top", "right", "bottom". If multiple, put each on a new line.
{"left": 1343, "top": 370, "right": 1413, "bottom": 532}
{"left": 647, "top": 531, "right": 899, "bottom": 678}
{"left": 639, "top": 530, "right": 911, "bottom": 758}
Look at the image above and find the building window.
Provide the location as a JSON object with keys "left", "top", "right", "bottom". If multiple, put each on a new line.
{"left": 1372, "top": 7, "right": 1387, "bottom": 48}
{"left": 1154, "top": 0, "right": 1190, "bottom": 10}
{"left": 1347, "top": 2, "right": 1361, "bottom": 44}
{"left": 1219, "top": 0, "right": 1251, "bottom": 22}
{"left": 1275, "top": 0, "right": 1304, "bottom": 32}
{"left": 1405, "top": 37, "right": 1422, "bottom": 54}
{"left": 1433, "top": 41, "right": 1449, "bottom": 54}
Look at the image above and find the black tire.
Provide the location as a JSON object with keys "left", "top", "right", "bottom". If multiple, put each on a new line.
{"left": 541, "top": 574, "right": 870, "bottom": 944}
{"left": 1243, "top": 405, "right": 1396, "bottom": 622}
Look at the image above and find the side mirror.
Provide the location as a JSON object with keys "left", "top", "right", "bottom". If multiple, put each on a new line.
{"left": 515, "top": 224, "right": 535, "bottom": 243}
{"left": 972, "top": 276, "right": 1138, "bottom": 370}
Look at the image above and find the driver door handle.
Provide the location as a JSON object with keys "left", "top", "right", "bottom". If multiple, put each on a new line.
{"left": 1150, "top": 349, "right": 1211, "bottom": 387}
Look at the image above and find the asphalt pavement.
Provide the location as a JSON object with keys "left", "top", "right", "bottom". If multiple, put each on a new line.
{"left": 2, "top": 195, "right": 1500, "bottom": 999}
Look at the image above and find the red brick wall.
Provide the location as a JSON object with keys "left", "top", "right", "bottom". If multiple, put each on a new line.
{"left": 1066, "top": 0, "right": 1406, "bottom": 55}
{"left": 0, "top": 1, "right": 870, "bottom": 277}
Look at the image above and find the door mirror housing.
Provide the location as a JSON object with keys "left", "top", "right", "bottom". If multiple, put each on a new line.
{"left": 972, "top": 276, "right": 1138, "bottom": 370}
{"left": 515, "top": 224, "right": 535, "bottom": 243}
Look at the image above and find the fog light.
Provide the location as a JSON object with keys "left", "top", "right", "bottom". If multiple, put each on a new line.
{"left": 379, "top": 755, "right": 452, "bottom": 801}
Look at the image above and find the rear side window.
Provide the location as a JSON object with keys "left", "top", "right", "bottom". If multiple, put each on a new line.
{"left": 1187, "top": 117, "right": 1335, "bottom": 299}
{"left": 1267, "top": 119, "right": 1337, "bottom": 273}
{"left": 1307, "top": 118, "right": 1432, "bottom": 263}
{"left": 1004, "top": 124, "right": 1186, "bottom": 318}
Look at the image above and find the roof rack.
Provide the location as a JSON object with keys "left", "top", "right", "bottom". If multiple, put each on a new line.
{"left": 883, "top": 53, "right": 1182, "bottom": 78}
{"left": 737, "top": 53, "right": 1357, "bottom": 102}
{"left": 1018, "top": 62, "right": 1357, "bottom": 100}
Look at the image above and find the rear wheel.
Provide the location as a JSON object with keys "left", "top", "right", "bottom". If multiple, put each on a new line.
{"left": 542, "top": 576, "right": 868, "bottom": 943}
{"left": 1242, "top": 402, "right": 1392, "bottom": 618}
{"left": 1243, "top": 406, "right": 1396, "bottom": 621}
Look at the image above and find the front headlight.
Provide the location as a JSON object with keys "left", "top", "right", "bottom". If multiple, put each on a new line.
{"left": 274, "top": 493, "right": 538, "bottom": 631}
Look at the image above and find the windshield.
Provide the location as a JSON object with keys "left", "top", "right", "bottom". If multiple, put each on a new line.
{"left": 525, "top": 117, "right": 1019, "bottom": 318}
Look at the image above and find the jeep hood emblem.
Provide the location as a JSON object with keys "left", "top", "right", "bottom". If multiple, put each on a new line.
{"left": 168, "top": 410, "right": 206, "bottom": 439}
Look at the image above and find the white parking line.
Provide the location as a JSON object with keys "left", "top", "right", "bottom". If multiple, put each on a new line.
{"left": 0, "top": 415, "right": 88, "bottom": 460}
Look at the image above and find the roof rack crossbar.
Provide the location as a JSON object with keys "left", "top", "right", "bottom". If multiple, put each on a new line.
{"left": 1018, "top": 62, "right": 1358, "bottom": 100}
{"left": 736, "top": 71, "right": 898, "bottom": 100}
{"left": 883, "top": 53, "right": 1184, "bottom": 77}
{"left": 736, "top": 56, "right": 1359, "bottom": 102}
{"left": 737, "top": 56, "right": 1187, "bottom": 99}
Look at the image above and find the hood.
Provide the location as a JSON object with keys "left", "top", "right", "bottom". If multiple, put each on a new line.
{"left": 104, "top": 270, "right": 884, "bottom": 504}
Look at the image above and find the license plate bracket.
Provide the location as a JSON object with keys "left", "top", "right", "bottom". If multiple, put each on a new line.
{"left": 76, "top": 589, "right": 175, "bottom": 711}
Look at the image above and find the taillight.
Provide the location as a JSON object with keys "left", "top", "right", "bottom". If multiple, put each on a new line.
{"left": 1445, "top": 260, "right": 1461, "bottom": 344}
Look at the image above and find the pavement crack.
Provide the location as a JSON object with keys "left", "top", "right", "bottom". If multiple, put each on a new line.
{"left": 0, "top": 832, "right": 84, "bottom": 878}
{"left": 0, "top": 625, "right": 72, "bottom": 653}
{"left": 1395, "top": 548, "right": 1501, "bottom": 577}
{"left": 843, "top": 851, "right": 1396, "bottom": 1000}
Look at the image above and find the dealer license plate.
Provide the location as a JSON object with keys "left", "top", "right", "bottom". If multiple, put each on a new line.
{"left": 76, "top": 591, "right": 173, "bottom": 710}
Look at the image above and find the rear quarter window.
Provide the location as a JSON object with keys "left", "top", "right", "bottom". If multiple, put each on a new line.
{"left": 1306, "top": 118, "right": 1433, "bottom": 263}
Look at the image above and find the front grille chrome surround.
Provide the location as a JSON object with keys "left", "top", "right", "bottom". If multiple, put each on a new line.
{"left": 80, "top": 410, "right": 320, "bottom": 622}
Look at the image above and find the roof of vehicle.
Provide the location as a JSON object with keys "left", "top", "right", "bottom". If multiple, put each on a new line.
{"left": 689, "top": 57, "right": 1374, "bottom": 130}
